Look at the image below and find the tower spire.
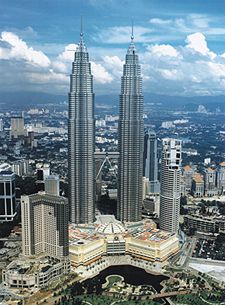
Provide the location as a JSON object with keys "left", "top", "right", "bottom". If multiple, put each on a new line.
{"left": 127, "top": 20, "right": 136, "bottom": 54}
{"left": 80, "top": 16, "right": 83, "bottom": 39}
{"left": 77, "top": 16, "right": 87, "bottom": 52}
{"left": 131, "top": 20, "right": 134, "bottom": 41}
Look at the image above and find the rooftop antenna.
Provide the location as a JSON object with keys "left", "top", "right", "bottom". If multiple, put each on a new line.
{"left": 80, "top": 16, "right": 83, "bottom": 39}
{"left": 131, "top": 19, "right": 134, "bottom": 41}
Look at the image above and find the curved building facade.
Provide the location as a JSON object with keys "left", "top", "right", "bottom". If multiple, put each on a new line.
{"left": 68, "top": 32, "right": 95, "bottom": 224}
{"left": 117, "top": 33, "right": 144, "bottom": 222}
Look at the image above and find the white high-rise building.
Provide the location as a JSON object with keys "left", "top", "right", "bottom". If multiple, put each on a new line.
{"left": 160, "top": 139, "right": 182, "bottom": 234}
{"left": 21, "top": 192, "right": 69, "bottom": 259}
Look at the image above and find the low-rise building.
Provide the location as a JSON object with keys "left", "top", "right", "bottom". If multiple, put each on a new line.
{"left": 184, "top": 214, "right": 225, "bottom": 234}
{"left": 192, "top": 174, "right": 204, "bottom": 197}
{"left": 204, "top": 167, "right": 218, "bottom": 197}
{"left": 2, "top": 256, "right": 69, "bottom": 289}
{"left": 69, "top": 218, "right": 179, "bottom": 267}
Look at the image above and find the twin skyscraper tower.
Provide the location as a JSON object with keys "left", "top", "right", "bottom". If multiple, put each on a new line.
{"left": 68, "top": 26, "right": 144, "bottom": 224}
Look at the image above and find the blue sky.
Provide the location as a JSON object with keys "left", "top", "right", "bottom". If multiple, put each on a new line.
{"left": 1, "top": 0, "right": 225, "bottom": 96}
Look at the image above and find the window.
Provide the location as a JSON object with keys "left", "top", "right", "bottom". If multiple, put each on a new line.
{"left": 6, "top": 182, "right": 10, "bottom": 195}
{"left": 0, "top": 182, "right": 4, "bottom": 195}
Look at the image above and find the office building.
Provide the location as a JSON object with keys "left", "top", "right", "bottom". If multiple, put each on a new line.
{"left": 143, "top": 130, "right": 160, "bottom": 193}
{"left": 204, "top": 167, "right": 217, "bottom": 196}
{"left": 11, "top": 159, "right": 29, "bottom": 177}
{"left": 117, "top": 28, "right": 144, "bottom": 222}
{"left": 160, "top": 139, "right": 182, "bottom": 234}
{"left": 10, "top": 116, "right": 26, "bottom": 139}
{"left": 21, "top": 192, "right": 69, "bottom": 259}
{"left": 68, "top": 28, "right": 95, "bottom": 224}
{"left": 45, "top": 175, "right": 60, "bottom": 196}
{"left": 217, "top": 161, "right": 225, "bottom": 194}
{"left": 0, "top": 118, "right": 3, "bottom": 132}
{"left": 182, "top": 165, "right": 194, "bottom": 192}
{"left": 192, "top": 174, "right": 204, "bottom": 197}
{"left": 0, "top": 171, "right": 16, "bottom": 222}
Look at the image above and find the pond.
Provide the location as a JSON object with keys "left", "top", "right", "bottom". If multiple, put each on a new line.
{"left": 85, "top": 265, "right": 169, "bottom": 293}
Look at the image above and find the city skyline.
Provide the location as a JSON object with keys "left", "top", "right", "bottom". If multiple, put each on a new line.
{"left": 1, "top": 2, "right": 225, "bottom": 303}
{"left": 1, "top": 0, "right": 225, "bottom": 96}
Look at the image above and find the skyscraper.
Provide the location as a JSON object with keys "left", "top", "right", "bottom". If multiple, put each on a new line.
{"left": 160, "top": 139, "right": 182, "bottom": 234}
{"left": 117, "top": 28, "right": 144, "bottom": 222}
{"left": 68, "top": 27, "right": 95, "bottom": 224}
{"left": 143, "top": 130, "right": 160, "bottom": 193}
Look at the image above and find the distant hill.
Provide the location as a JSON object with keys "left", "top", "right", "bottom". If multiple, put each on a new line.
{"left": 0, "top": 92, "right": 66, "bottom": 107}
{"left": 1, "top": 91, "right": 225, "bottom": 111}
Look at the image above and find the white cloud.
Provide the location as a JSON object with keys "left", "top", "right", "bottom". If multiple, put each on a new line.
{"left": 57, "top": 44, "right": 77, "bottom": 62}
{"left": 149, "top": 18, "right": 172, "bottom": 25}
{"left": 185, "top": 32, "right": 216, "bottom": 59}
{"left": 207, "top": 62, "right": 225, "bottom": 77}
{"left": 147, "top": 44, "right": 180, "bottom": 58}
{"left": 159, "top": 68, "right": 179, "bottom": 80}
{"left": 28, "top": 69, "right": 68, "bottom": 84}
{"left": 95, "top": 26, "right": 153, "bottom": 44}
{"left": 1, "top": 29, "right": 225, "bottom": 96}
{"left": 0, "top": 31, "right": 50, "bottom": 67}
{"left": 91, "top": 61, "right": 113, "bottom": 84}
{"left": 103, "top": 55, "right": 124, "bottom": 78}
{"left": 188, "top": 14, "right": 210, "bottom": 29}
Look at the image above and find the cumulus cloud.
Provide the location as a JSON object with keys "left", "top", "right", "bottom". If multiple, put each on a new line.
{"left": 147, "top": 44, "right": 180, "bottom": 58}
{"left": 91, "top": 61, "right": 113, "bottom": 84}
{"left": 52, "top": 44, "right": 78, "bottom": 73}
{"left": 0, "top": 31, "right": 50, "bottom": 67}
{"left": 57, "top": 44, "right": 77, "bottom": 62}
{"left": 1, "top": 29, "right": 225, "bottom": 96}
{"left": 103, "top": 55, "right": 124, "bottom": 78}
{"left": 186, "top": 32, "right": 216, "bottom": 59}
{"left": 139, "top": 32, "right": 225, "bottom": 95}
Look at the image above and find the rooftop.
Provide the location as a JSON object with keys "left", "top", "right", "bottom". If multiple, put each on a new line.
{"left": 183, "top": 165, "right": 192, "bottom": 171}
{"left": 193, "top": 174, "right": 204, "bottom": 183}
{"left": 6, "top": 256, "right": 60, "bottom": 275}
{"left": 69, "top": 217, "right": 174, "bottom": 245}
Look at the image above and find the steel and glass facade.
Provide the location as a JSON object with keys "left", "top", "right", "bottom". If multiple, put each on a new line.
{"left": 68, "top": 33, "right": 95, "bottom": 224}
{"left": 117, "top": 37, "right": 144, "bottom": 222}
